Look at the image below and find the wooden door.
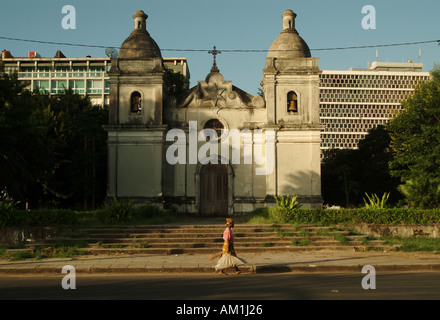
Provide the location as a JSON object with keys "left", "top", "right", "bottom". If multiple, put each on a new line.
{"left": 200, "top": 164, "right": 228, "bottom": 216}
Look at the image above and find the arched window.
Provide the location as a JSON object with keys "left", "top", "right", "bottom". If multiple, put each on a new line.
{"left": 287, "top": 91, "right": 298, "bottom": 113}
{"left": 130, "top": 91, "right": 142, "bottom": 113}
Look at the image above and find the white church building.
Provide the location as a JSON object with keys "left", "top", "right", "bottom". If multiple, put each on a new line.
{"left": 104, "top": 9, "right": 323, "bottom": 215}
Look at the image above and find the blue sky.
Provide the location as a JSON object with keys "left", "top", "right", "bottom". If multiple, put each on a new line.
{"left": 1, "top": 0, "right": 439, "bottom": 95}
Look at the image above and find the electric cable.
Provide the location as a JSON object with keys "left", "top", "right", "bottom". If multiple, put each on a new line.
{"left": 0, "top": 36, "right": 439, "bottom": 53}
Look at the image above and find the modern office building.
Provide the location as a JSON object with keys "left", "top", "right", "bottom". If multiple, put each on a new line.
{"left": 0, "top": 49, "right": 189, "bottom": 107}
{"left": 319, "top": 61, "right": 430, "bottom": 154}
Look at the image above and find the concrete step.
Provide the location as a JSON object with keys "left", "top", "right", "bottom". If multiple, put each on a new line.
{"left": 20, "top": 224, "right": 397, "bottom": 255}
{"left": 78, "top": 229, "right": 353, "bottom": 239}
{"left": 79, "top": 244, "right": 401, "bottom": 255}
{"left": 33, "top": 233, "right": 372, "bottom": 247}
{"left": 79, "top": 224, "right": 342, "bottom": 233}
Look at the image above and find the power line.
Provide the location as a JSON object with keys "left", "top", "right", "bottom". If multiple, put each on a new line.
{"left": 311, "top": 40, "right": 440, "bottom": 51}
{"left": 0, "top": 36, "right": 110, "bottom": 49}
{"left": 1, "top": 36, "right": 439, "bottom": 53}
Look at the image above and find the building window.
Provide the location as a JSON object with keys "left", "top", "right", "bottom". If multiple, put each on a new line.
{"left": 89, "top": 67, "right": 104, "bottom": 77}
{"left": 104, "top": 80, "right": 110, "bottom": 93}
{"left": 203, "top": 118, "right": 225, "bottom": 140}
{"left": 69, "top": 80, "right": 85, "bottom": 94}
{"left": 71, "top": 67, "right": 85, "bottom": 77}
{"left": 287, "top": 91, "right": 298, "bottom": 113}
{"left": 54, "top": 68, "right": 68, "bottom": 77}
{"left": 37, "top": 68, "right": 50, "bottom": 78}
{"left": 34, "top": 80, "right": 49, "bottom": 94}
{"left": 130, "top": 91, "right": 142, "bottom": 113}
{"left": 87, "top": 80, "right": 102, "bottom": 94}
{"left": 51, "top": 80, "right": 67, "bottom": 94}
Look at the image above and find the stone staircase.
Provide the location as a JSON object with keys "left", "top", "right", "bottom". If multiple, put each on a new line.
{"left": 24, "top": 224, "right": 399, "bottom": 255}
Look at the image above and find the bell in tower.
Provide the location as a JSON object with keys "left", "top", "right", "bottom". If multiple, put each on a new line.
{"left": 287, "top": 91, "right": 298, "bottom": 113}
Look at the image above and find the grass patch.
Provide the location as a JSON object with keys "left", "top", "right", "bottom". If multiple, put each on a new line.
{"left": 261, "top": 242, "right": 274, "bottom": 247}
{"left": 102, "top": 244, "right": 124, "bottom": 248}
{"left": 0, "top": 239, "right": 91, "bottom": 261}
{"left": 234, "top": 209, "right": 272, "bottom": 224}
{"left": 333, "top": 233, "right": 349, "bottom": 245}
{"left": 139, "top": 242, "right": 150, "bottom": 248}
{"left": 290, "top": 238, "right": 310, "bottom": 246}
{"left": 60, "top": 230, "right": 90, "bottom": 238}
{"left": 382, "top": 236, "right": 440, "bottom": 253}
{"left": 273, "top": 225, "right": 296, "bottom": 238}
{"left": 7, "top": 247, "right": 89, "bottom": 261}
{"left": 316, "top": 228, "right": 330, "bottom": 236}
{"left": 9, "top": 251, "right": 35, "bottom": 261}
{"left": 299, "top": 229, "right": 310, "bottom": 238}
{"left": 38, "top": 246, "right": 89, "bottom": 259}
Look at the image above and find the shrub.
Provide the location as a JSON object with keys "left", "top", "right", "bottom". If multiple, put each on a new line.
{"left": 363, "top": 192, "right": 390, "bottom": 209}
{"left": 94, "top": 198, "right": 170, "bottom": 224}
{"left": 266, "top": 207, "right": 440, "bottom": 225}
{"left": 0, "top": 201, "right": 20, "bottom": 226}
{"left": 0, "top": 201, "right": 79, "bottom": 226}
{"left": 270, "top": 194, "right": 302, "bottom": 223}
{"left": 96, "top": 197, "right": 135, "bottom": 223}
{"left": 269, "top": 206, "right": 295, "bottom": 223}
{"left": 273, "top": 194, "right": 301, "bottom": 210}
{"left": 132, "top": 204, "right": 166, "bottom": 220}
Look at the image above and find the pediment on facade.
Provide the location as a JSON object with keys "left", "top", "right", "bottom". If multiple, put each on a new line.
{"left": 177, "top": 70, "right": 265, "bottom": 109}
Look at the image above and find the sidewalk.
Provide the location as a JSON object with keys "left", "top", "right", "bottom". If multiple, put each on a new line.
{"left": 0, "top": 250, "right": 439, "bottom": 275}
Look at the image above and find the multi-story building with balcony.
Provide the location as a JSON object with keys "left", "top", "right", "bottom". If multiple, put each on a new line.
{"left": 1, "top": 49, "right": 189, "bottom": 107}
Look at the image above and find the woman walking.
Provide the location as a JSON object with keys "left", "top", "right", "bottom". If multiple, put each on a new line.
{"left": 215, "top": 218, "right": 246, "bottom": 275}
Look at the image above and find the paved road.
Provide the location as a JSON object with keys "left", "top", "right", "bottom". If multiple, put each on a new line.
{"left": 0, "top": 272, "right": 439, "bottom": 300}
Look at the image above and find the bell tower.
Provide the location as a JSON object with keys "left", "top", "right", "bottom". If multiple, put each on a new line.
{"left": 262, "top": 9, "right": 323, "bottom": 208}
{"left": 108, "top": 10, "right": 165, "bottom": 126}
{"left": 105, "top": 10, "right": 167, "bottom": 204}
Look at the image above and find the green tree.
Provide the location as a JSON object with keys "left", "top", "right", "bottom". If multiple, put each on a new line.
{"left": 321, "top": 148, "right": 359, "bottom": 207}
{"left": 164, "top": 67, "right": 189, "bottom": 98}
{"left": 0, "top": 66, "right": 53, "bottom": 204}
{"left": 1, "top": 64, "right": 108, "bottom": 210}
{"left": 356, "top": 125, "right": 402, "bottom": 204}
{"left": 387, "top": 65, "right": 440, "bottom": 208}
{"left": 46, "top": 90, "right": 108, "bottom": 210}
{"left": 321, "top": 125, "right": 400, "bottom": 207}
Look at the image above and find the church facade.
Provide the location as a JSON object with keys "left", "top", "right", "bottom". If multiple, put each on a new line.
{"left": 104, "top": 9, "right": 323, "bottom": 215}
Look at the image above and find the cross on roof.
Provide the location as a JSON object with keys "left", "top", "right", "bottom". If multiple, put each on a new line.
{"left": 208, "top": 46, "right": 221, "bottom": 72}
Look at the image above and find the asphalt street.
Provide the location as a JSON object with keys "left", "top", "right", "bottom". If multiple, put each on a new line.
{"left": 1, "top": 271, "right": 439, "bottom": 300}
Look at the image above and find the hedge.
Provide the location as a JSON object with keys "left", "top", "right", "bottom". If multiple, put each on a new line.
{"left": 0, "top": 209, "right": 80, "bottom": 227}
{"left": 265, "top": 207, "right": 440, "bottom": 225}
{"left": 0, "top": 200, "right": 169, "bottom": 226}
{"left": 2, "top": 206, "right": 440, "bottom": 227}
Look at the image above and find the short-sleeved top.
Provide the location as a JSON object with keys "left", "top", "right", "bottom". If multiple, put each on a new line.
{"left": 223, "top": 227, "right": 234, "bottom": 242}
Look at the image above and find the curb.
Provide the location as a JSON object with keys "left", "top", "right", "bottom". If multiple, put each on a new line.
{"left": 254, "top": 264, "right": 440, "bottom": 273}
{"left": 1, "top": 264, "right": 440, "bottom": 275}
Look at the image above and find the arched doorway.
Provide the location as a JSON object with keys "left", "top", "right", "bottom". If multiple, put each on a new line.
{"left": 200, "top": 164, "right": 228, "bottom": 216}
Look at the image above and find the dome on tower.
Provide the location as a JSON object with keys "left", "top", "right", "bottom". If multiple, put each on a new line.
{"left": 267, "top": 9, "right": 311, "bottom": 59}
{"left": 118, "top": 10, "right": 162, "bottom": 59}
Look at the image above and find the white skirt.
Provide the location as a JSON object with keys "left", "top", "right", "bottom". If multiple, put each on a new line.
{"left": 214, "top": 253, "right": 247, "bottom": 270}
